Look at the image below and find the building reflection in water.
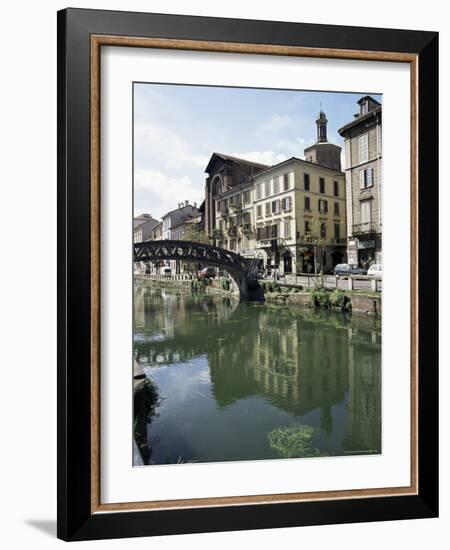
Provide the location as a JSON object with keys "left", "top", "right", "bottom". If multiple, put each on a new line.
{"left": 134, "top": 282, "right": 381, "bottom": 463}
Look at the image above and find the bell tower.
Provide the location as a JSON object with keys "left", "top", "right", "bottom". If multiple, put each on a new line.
{"left": 316, "top": 108, "right": 328, "bottom": 143}
{"left": 304, "top": 106, "right": 342, "bottom": 171}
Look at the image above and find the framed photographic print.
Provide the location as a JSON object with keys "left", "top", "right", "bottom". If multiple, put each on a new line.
{"left": 57, "top": 8, "right": 439, "bottom": 541}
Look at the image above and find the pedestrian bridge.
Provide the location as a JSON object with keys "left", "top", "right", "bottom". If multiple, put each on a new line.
{"left": 133, "top": 239, "right": 260, "bottom": 298}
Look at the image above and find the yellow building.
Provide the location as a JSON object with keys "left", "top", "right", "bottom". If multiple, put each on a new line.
{"left": 252, "top": 157, "right": 346, "bottom": 274}
{"left": 206, "top": 110, "right": 347, "bottom": 274}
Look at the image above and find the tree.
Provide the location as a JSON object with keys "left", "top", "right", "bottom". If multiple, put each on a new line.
{"left": 181, "top": 226, "right": 210, "bottom": 244}
{"left": 303, "top": 219, "right": 326, "bottom": 286}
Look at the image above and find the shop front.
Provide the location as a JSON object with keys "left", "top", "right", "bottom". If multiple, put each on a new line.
{"left": 348, "top": 235, "right": 382, "bottom": 269}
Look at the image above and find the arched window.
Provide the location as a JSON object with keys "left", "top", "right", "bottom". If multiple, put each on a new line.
{"left": 211, "top": 176, "right": 222, "bottom": 197}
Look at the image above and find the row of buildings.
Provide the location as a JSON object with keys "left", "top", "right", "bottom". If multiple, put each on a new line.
{"left": 134, "top": 201, "right": 204, "bottom": 274}
{"left": 134, "top": 201, "right": 202, "bottom": 244}
{"left": 134, "top": 95, "right": 382, "bottom": 275}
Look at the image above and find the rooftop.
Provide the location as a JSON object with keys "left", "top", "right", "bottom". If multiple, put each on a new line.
{"left": 250, "top": 155, "right": 344, "bottom": 179}
{"left": 205, "top": 152, "right": 269, "bottom": 174}
{"left": 338, "top": 104, "right": 382, "bottom": 136}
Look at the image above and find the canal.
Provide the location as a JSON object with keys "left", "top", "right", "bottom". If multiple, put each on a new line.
{"left": 133, "top": 282, "right": 381, "bottom": 465}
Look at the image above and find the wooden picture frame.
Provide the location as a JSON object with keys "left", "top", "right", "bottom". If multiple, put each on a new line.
{"left": 57, "top": 8, "right": 438, "bottom": 541}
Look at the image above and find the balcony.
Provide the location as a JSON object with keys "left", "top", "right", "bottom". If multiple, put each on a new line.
{"left": 229, "top": 202, "right": 242, "bottom": 213}
{"left": 352, "top": 222, "right": 380, "bottom": 236}
{"left": 330, "top": 238, "right": 347, "bottom": 245}
{"left": 226, "top": 226, "right": 238, "bottom": 237}
{"left": 240, "top": 223, "right": 254, "bottom": 235}
{"left": 256, "top": 237, "right": 283, "bottom": 249}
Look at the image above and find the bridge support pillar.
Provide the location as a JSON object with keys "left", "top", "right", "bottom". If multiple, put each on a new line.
{"left": 228, "top": 273, "right": 248, "bottom": 298}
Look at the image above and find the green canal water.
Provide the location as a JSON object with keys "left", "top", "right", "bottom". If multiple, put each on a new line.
{"left": 133, "top": 283, "right": 381, "bottom": 466}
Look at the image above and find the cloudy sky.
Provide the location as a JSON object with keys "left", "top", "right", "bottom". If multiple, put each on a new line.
{"left": 134, "top": 83, "right": 381, "bottom": 219}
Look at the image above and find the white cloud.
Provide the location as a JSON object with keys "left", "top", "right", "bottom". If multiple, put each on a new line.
{"left": 135, "top": 121, "right": 208, "bottom": 172}
{"left": 276, "top": 137, "right": 306, "bottom": 156}
{"left": 231, "top": 151, "right": 288, "bottom": 166}
{"left": 258, "top": 113, "right": 294, "bottom": 134}
{"left": 134, "top": 169, "right": 204, "bottom": 219}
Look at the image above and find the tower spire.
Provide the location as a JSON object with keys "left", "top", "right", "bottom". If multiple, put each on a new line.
{"left": 316, "top": 107, "right": 328, "bottom": 143}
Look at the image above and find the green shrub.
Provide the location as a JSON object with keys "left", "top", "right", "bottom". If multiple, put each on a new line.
{"left": 330, "top": 289, "right": 352, "bottom": 311}
{"left": 190, "top": 278, "right": 206, "bottom": 293}
{"left": 330, "top": 289, "right": 345, "bottom": 308}
{"left": 220, "top": 277, "right": 231, "bottom": 291}
{"left": 310, "top": 288, "right": 330, "bottom": 308}
{"left": 268, "top": 425, "right": 327, "bottom": 458}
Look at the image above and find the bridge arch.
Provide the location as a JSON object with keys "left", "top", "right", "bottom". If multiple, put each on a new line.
{"left": 134, "top": 240, "right": 259, "bottom": 298}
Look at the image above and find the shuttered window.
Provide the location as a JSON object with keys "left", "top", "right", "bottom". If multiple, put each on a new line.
{"left": 284, "top": 220, "right": 291, "bottom": 239}
{"left": 359, "top": 134, "right": 369, "bottom": 163}
{"left": 273, "top": 177, "right": 280, "bottom": 194}
{"left": 289, "top": 172, "right": 295, "bottom": 188}
{"left": 281, "top": 196, "right": 292, "bottom": 211}
{"left": 272, "top": 200, "right": 281, "bottom": 214}
{"left": 361, "top": 201, "right": 371, "bottom": 224}
{"left": 360, "top": 168, "right": 374, "bottom": 189}
{"left": 256, "top": 183, "right": 262, "bottom": 200}
{"left": 318, "top": 199, "right": 328, "bottom": 213}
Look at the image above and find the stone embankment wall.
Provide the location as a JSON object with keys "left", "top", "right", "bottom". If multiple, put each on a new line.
{"left": 265, "top": 291, "right": 381, "bottom": 315}
{"left": 134, "top": 274, "right": 238, "bottom": 296}
{"left": 136, "top": 275, "right": 381, "bottom": 315}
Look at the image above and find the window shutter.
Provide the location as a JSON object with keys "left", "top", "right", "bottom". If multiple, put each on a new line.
{"left": 361, "top": 201, "right": 371, "bottom": 224}
{"left": 360, "top": 170, "right": 365, "bottom": 189}
{"left": 368, "top": 168, "right": 373, "bottom": 187}
{"left": 359, "top": 134, "right": 368, "bottom": 163}
{"left": 289, "top": 172, "right": 295, "bottom": 188}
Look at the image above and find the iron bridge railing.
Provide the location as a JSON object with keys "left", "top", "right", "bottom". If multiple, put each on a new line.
{"left": 133, "top": 239, "right": 257, "bottom": 277}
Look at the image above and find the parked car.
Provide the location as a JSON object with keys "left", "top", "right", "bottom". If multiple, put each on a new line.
{"left": 162, "top": 267, "right": 172, "bottom": 276}
{"left": 333, "top": 263, "right": 367, "bottom": 276}
{"left": 197, "top": 267, "right": 216, "bottom": 279}
{"left": 367, "top": 264, "right": 383, "bottom": 279}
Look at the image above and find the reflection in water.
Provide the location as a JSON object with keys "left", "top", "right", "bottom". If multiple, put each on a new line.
{"left": 133, "top": 283, "right": 381, "bottom": 465}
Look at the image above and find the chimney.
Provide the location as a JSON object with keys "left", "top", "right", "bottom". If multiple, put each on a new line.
{"left": 194, "top": 202, "right": 197, "bottom": 208}
{"left": 185, "top": 200, "right": 189, "bottom": 206}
